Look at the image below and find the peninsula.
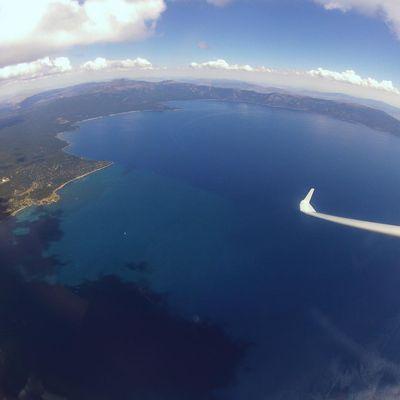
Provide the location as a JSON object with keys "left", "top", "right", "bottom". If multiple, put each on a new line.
{"left": 1, "top": 79, "right": 400, "bottom": 219}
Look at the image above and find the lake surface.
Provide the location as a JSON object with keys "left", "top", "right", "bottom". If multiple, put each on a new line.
{"left": 6, "top": 100, "right": 400, "bottom": 399}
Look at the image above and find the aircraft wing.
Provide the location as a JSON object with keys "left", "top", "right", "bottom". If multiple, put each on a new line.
{"left": 299, "top": 188, "right": 400, "bottom": 238}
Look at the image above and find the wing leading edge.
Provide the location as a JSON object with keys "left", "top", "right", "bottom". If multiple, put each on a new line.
{"left": 299, "top": 188, "right": 400, "bottom": 238}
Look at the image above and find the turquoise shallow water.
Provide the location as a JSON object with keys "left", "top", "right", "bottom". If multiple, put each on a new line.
{"left": 46, "top": 166, "right": 237, "bottom": 293}
{"left": 11, "top": 100, "right": 400, "bottom": 398}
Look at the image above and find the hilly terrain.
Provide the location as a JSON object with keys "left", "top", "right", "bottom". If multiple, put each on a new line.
{"left": 1, "top": 79, "right": 400, "bottom": 218}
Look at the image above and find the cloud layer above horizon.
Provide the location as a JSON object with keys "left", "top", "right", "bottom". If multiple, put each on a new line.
{"left": 1, "top": 56, "right": 399, "bottom": 100}
{"left": 307, "top": 67, "right": 400, "bottom": 94}
{"left": 82, "top": 57, "right": 154, "bottom": 71}
{"left": 189, "top": 59, "right": 400, "bottom": 95}
{"left": 0, "top": 56, "right": 155, "bottom": 82}
{"left": 190, "top": 59, "right": 272, "bottom": 73}
{"left": 0, "top": 57, "right": 72, "bottom": 82}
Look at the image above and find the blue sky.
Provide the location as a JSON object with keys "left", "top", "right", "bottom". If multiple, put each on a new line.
{"left": 65, "top": 0, "right": 400, "bottom": 85}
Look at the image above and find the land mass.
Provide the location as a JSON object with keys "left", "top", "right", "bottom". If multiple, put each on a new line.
{"left": 1, "top": 79, "right": 400, "bottom": 219}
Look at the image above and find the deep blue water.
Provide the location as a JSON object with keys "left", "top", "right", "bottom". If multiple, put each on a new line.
{"left": 7, "top": 100, "right": 400, "bottom": 398}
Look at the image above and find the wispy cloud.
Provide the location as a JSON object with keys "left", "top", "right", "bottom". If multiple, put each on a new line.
{"left": 0, "top": 57, "right": 72, "bottom": 82}
{"left": 81, "top": 57, "right": 154, "bottom": 71}
{"left": 197, "top": 41, "right": 210, "bottom": 50}
{"left": 206, "top": 0, "right": 234, "bottom": 7}
{"left": 0, "top": 0, "right": 166, "bottom": 65}
{"left": 310, "top": 309, "right": 400, "bottom": 400}
{"left": 314, "top": 0, "right": 400, "bottom": 39}
{"left": 308, "top": 67, "right": 400, "bottom": 94}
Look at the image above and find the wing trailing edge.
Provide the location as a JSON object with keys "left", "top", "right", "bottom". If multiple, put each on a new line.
{"left": 299, "top": 188, "right": 400, "bottom": 238}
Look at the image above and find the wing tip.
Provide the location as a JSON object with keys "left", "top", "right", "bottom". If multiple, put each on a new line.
{"left": 300, "top": 188, "right": 316, "bottom": 214}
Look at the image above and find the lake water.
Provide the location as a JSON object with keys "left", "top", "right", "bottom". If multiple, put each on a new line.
{"left": 7, "top": 100, "right": 400, "bottom": 399}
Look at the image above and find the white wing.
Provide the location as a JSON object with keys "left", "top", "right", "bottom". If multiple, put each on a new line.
{"left": 299, "top": 188, "right": 400, "bottom": 238}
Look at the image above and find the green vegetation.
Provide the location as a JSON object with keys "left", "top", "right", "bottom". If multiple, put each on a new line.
{"left": 1, "top": 79, "right": 400, "bottom": 219}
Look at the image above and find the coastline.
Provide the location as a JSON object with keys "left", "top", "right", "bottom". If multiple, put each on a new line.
{"left": 51, "top": 161, "right": 113, "bottom": 197}
{"left": 10, "top": 161, "right": 113, "bottom": 217}
{"left": 71, "top": 104, "right": 174, "bottom": 126}
{"left": 56, "top": 109, "right": 147, "bottom": 150}
{"left": 77, "top": 109, "right": 141, "bottom": 124}
{"left": 6, "top": 106, "right": 169, "bottom": 220}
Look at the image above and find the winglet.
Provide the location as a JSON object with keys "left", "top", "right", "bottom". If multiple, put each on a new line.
{"left": 300, "top": 188, "right": 316, "bottom": 214}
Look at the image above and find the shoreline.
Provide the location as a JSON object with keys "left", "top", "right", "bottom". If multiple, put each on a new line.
{"left": 77, "top": 109, "right": 141, "bottom": 124}
{"left": 10, "top": 161, "right": 113, "bottom": 217}
{"left": 7, "top": 106, "right": 169, "bottom": 220}
{"left": 71, "top": 105, "right": 174, "bottom": 126}
{"left": 56, "top": 109, "right": 151, "bottom": 150}
{"left": 52, "top": 161, "right": 113, "bottom": 196}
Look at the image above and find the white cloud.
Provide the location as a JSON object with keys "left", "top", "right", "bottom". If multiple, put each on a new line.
{"left": 206, "top": 0, "right": 233, "bottom": 6}
{"left": 0, "top": 0, "right": 166, "bottom": 65}
{"left": 81, "top": 57, "right": 154, "bottom": 71}
{"left": 308, "top": 67, "right": 400, "bottom": 94}
{"left": 314, "top": 0, "right": 400, "bottom": 39}
{"left": 0, "top": 57, "right": 72, "bottom": 82}
{"left": 190, "top": 59, "right": 272, "bottom": 73}
{"left": 190, "top": 60, "right": 397, "bottom": 95}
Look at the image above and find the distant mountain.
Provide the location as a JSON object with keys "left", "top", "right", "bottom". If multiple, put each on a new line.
{"left": 291, "top": 89, "right": 400, "bottom": 120}
{"left": 181, "top": 78, "right": 290, "bottom": 94}
{"left": 18, "top": 79, "right": 400, "bottom": 135}
{"left": 187, "top": 79, "right": 400, "bottom": 120}
{"left": 2, "top": 79, "right": 400, "bottom": 219}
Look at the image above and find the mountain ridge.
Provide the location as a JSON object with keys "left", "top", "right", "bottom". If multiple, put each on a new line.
{"left": 1, "top": 79, "right": 400, "bottom": 219}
